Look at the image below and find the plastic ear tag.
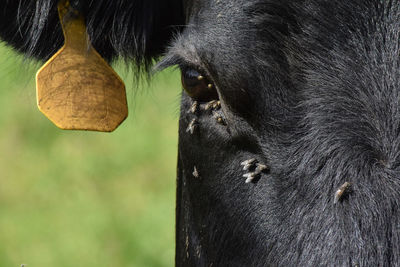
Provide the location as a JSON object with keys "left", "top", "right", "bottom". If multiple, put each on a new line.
{"left": 36, "top": 0, "right": 128, "bottom": 132}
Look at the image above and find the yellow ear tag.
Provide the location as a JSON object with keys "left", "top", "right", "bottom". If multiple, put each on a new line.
{"left": 36, "top": 0, "right": 128, "bottom": 132}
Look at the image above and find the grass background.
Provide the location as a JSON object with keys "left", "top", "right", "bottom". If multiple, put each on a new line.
{"left": 0, "top": 44, "right": 180, "bottom": 266}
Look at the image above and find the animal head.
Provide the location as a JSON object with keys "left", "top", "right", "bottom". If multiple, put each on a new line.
{"left": 2, "top": 0, "right": 400, "bottom": 265}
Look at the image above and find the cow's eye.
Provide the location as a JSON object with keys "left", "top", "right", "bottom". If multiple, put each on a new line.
{"left": 181, "top": 68, "right": 218, "bottom": 101}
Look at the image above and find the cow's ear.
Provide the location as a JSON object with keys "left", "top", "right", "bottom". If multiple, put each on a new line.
{"left": 0, "top": 0, "right": 185, "bottom": 69}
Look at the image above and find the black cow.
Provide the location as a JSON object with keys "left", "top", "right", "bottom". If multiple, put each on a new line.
{"left": 2, "top": 0, "right": 400, "bottom": 266}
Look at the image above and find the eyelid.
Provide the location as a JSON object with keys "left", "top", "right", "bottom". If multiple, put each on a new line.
{"left": 157, "top": 52, "right": 221, "bottom": 103}
{"left": 154, "top": 51, "right": 218, "bottom": 96}
{"left": 154, "top": 53, "right": 207, "bottom": 76}
{"left": 154, "top": 53, "right": 185, "bottom": 72}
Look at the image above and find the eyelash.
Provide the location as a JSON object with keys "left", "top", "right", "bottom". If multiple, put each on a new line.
{"left": 155, "top": 53, "right": 219, "bottom": 101}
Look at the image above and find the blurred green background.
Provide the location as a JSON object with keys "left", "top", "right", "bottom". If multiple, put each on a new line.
{"left": 0, "top": 44, "right": 180, "bottom": 266}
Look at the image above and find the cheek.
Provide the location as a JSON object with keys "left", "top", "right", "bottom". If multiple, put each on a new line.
{"left": 177, "top": 92, "right": 272, "bottom": 244}
{"left": 178, "top": 93, "right": 268, "bottom": 186}
{"left": 178, "top": 92, "right": 240, "bottom": 200}
{"left": 180, "top": 92, "right": 230, "bottom": 144}
{"left": 210, "top": 73, "right": 261, "bottom": 130}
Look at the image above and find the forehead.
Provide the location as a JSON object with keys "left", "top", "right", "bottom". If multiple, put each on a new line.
{"left": 177, "top": 0, "right": 396, "bottom": 67}
{"left": 174, "top": 0, "right": 260, "bottom": 73}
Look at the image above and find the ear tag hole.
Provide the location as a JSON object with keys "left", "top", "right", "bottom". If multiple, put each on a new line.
{"left": 35, "top": 0, "right": 128, "bottom": 132}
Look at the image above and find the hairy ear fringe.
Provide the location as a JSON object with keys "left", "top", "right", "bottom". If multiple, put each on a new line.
{"left": 0, "top": 0, "right": 184, "bottom": 72}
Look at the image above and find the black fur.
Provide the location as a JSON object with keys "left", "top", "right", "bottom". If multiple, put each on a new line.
{"left": 2, "top": 0, "right": 400, "bottom": 266}
{"left": 0, "top": 0, "right": 184, "bottom": 67}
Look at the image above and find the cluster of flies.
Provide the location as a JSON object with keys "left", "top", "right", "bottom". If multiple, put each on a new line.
{"left": 186, "top": 99, "right": 226, "bottom": 135}
{"left": 183, "top": 72, "right": 352, "bottom": 201}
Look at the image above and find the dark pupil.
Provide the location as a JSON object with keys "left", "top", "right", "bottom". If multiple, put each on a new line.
{"left": 181, "top": 68, "right": 218, "bottom": 101}
{"left": 182, "top": 69, "right": 202, "bottom": 87}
